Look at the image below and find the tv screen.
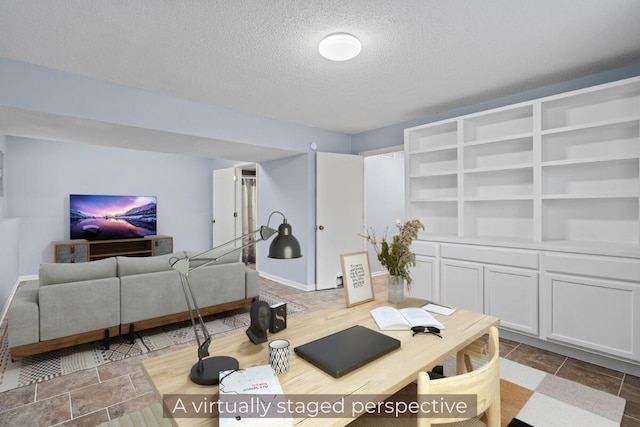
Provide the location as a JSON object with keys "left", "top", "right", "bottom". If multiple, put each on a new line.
{"left": 70, "top": 194, "right": 157, "bottom": 240}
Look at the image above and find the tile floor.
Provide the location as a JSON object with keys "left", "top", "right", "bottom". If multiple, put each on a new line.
{"left": 0, "top": 275, "right": 638, "bottom": 426}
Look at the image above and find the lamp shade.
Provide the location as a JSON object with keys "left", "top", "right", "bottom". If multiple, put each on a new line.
{"left": 268, "top": 220, "right": 302, "bottom": 259}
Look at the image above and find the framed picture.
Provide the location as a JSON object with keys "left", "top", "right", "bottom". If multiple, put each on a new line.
{"left": 340, "top": 251, "right": 374, "bottom": 307}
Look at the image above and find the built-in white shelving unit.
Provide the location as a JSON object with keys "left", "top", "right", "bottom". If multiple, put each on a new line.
{"left": 406, "top": 76, "right": 640, "bottom": 252}
{"left": 405, "top": 77, "right": 640, "bottom": 373}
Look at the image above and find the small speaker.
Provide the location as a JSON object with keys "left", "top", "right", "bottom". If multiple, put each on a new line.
{"left": 269, "top": 303, "right": 287, "bottom": 333}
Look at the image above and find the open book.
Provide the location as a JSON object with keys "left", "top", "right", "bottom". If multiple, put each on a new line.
{"left": 370, "top": 306, "right": 445, "bottom": 331}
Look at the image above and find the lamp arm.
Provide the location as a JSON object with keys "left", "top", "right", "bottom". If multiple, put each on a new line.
{"left": 177, "top": 273, "right": 211, "bottom": 367}
{"left": 167, "top": 212, "right": 287, "bottom": 372}
{"left": 170, "top": 225, "right": 277, "bottom": 275}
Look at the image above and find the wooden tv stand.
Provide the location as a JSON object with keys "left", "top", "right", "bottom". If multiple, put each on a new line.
{"left": 52, "top": 235, "right": 173, "bottom": 263}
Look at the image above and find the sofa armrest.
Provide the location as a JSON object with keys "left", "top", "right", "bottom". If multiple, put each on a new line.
{"left": 8, "top": 281, "right": 40, "bottom": 348}
{"left": 246, "top": 268, "right": 259, "bottom": 299}
{"left": 39, "top": 277, "right": 120, "bottom": 341}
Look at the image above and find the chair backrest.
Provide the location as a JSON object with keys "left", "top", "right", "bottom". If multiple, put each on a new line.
{"left": 417, "top": 326, "right": 500, "bottom": 427}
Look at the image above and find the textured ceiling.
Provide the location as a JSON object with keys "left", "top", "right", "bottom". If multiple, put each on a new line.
{"left": 1, "top": 0, "right": 640, "bottom": 137}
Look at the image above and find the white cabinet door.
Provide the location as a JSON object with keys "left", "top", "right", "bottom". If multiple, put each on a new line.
{"left": 409, "top": 255, "right": 437, "bottom": 301}
{"left": 485, "top": 265, "right": 538, "bottom": 335}
{"left": 544, "top": 273, "right": 640, "bottom": 361}
{"left": 440, "top": 259, "right": 483, "bottom": 312}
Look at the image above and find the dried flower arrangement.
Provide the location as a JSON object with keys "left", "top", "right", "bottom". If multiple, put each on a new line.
{"left": 361, "top": 219, "right": 424, "bottom": 290}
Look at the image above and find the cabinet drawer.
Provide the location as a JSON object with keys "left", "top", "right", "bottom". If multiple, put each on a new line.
{"left": 54, "top": 244, "right": 88, "bottom": 263}
{"left": 543, "top": 253, "right": 640, "bottom": 282}
{"left": 411, "top": 240, "right": 438, "bottom": 257}
{"left": 441, "top": 243, "right": 538, "bottom": 269}
{"left": 152, "top": 237, "right": 173, "bottom": 256}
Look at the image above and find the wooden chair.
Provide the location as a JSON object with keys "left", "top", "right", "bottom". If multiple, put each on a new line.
{"left": 417, "top": 326, "right": 500, "bottom": 427}
{"left": 347, "top": 327, "right": 500, "bottom": 427}
{"left": 456, "top": 336, "right": 489, "bottom": 374}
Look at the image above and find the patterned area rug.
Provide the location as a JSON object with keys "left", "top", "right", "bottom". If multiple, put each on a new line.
{"left": 498, "top": 358, "right": 625, "bottom": 427}
{"left": 0, "top": 291, "right": 305, "bottom": 393}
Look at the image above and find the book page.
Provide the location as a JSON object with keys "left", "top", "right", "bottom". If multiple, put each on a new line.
{"left": 370, "top": 306, "right": 411, "bottom": 330}
{"left": 398, "top": 308, "right": 445, "bottom": 329}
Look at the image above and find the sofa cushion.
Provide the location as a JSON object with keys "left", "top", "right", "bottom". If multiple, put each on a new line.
{"left": 39, "top": 277, "right": 120, "bottom": 341}
{"left": 117, "top": 252, "right": 184, "bottom": 277}
{"left": 39, "top": 257, "right": 117, "bottom": 286}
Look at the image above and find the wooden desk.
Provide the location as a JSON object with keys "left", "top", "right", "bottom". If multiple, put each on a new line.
{"left": 142, "top": 293, "right": 499, "bottom": 426}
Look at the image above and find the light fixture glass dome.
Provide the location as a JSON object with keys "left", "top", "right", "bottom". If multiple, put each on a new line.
{"left": 319, "top": 33, "right": 361, "bottom": 61}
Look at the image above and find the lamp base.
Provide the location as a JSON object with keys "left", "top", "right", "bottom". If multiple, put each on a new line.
{"left": 189, "top": 356, "right": 239, "bottom": 385}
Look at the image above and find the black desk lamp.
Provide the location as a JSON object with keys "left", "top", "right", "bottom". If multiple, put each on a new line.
{"left": 169, "top": 211, "right": 301, "bottom": 385}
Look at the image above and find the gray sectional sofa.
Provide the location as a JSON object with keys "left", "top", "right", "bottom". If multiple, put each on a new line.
{"left": 7, "top": 252, "right": 259, "bottom": 359}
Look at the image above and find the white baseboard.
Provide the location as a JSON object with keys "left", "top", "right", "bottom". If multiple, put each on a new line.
{"left": 501, "top": 329, "right": 640, "bottom": 377}
{"left": 258, "top": 272, "right": 314, "bottom": 292}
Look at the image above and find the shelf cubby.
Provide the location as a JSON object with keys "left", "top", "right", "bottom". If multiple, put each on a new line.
{"left": 405, "top": 121, "right": 457, "bottom": 152}
{"left": 464, "top": 136, "right": 533, "bottom": 169}
{"left": 409, "top": 174, "right": 458, "bottom": 200}
{"left": 541, "top": 81, "right": 640, "bottom": 131}
{"left": 464, "top": 167, "right": 533, "bottom": 199}
{"left": 410, "top": 200, "right": 458, "bottom": 235}
{"left": 408, "top": 148, "right": 457, "bottom": 175}
{"left": 541, "top": 119, "right": 639, "bottom": 163}
{"left": 463, "top": 200, "right": 534, "bottom": 241}
{"left": 463, "top": 105, "right": 533, "bottom": 143}
{"left": 542, "top": 159, "right": 639, "bottom": 198}
{"left": 542, "top": 198, "right": 639, "bottom": 246}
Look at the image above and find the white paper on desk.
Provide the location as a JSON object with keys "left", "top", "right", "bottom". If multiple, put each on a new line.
{"left": 219, "top": 365, "right": 293, "bottom": 426}
{"left": 422, "top": 303, "right": 456, "bottom": 316}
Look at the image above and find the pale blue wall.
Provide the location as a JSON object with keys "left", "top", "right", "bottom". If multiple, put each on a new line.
{"left": 364, "top": 151, "right": 405, "bottom": 274}
{"left": 0, "top": 217, "right": 19, "bottom": 319}
{"left": 257, "top": 154, "right": 311, "bottom": 288}
{"left": 6, "top": 137, "right": 214, "bottom": 275}
{"left": 0, "top": 134, "right": 5, "bottom": 219}
{"left": 0, "top": 133, "right": 17, "bottom": 319}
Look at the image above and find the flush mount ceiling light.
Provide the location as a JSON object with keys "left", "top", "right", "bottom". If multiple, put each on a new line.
{"left": 319, "top": 33, "right": 361, "bottom": 61}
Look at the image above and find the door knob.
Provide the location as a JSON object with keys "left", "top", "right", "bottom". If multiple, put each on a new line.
{"left": 318, "top": 225, "right": 325, "bottom": 231}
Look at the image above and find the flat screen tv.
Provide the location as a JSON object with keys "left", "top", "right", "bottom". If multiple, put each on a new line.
{"left": 70, "top": 194, "right": 157, "bottom": 240}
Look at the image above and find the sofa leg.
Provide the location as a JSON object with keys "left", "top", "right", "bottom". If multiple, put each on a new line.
{"left": 103, "top": 328, "right": 110, "bottom": 350}
{"left": 129, "top": 324, "right": 135, "bottom": 344}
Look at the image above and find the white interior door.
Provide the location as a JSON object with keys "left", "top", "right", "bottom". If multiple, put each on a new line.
{"left": 316, "top": 152, "right": 365, "bottom": 290}
{"left": 212, "top": 167, "right": 242, "bottom": 247}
